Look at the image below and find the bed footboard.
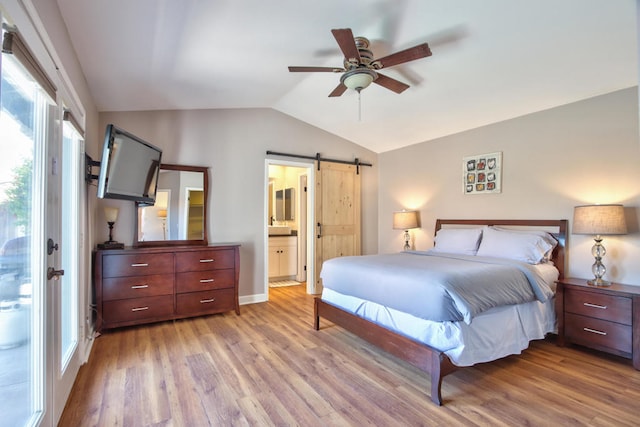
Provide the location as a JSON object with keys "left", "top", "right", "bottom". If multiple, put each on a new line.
{"left": 314, "top": 297, "right": 456, "bottom": 405}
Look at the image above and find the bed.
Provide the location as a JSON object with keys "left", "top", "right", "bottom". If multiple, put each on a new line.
{"left": 313, "top": 219, "right": 568, "bottom": 405}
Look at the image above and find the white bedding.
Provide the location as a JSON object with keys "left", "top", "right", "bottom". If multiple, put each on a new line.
{"left": 320, "top": 263, "right": 558, "bottom": 367}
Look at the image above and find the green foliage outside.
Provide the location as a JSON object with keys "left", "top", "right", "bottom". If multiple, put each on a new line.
{"left": 4, "top": 158, "right": 32, "bottom": 227}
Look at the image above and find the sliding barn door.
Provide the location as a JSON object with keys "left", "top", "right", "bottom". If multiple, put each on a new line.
{"left": 314, "top": 162, "right": 361, "bottom": 294}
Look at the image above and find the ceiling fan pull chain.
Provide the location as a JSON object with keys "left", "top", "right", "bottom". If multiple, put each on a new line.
{"left": 358, "top": 90, "right": 362, "bottom": 122}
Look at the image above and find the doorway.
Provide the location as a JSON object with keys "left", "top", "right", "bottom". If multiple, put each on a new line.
{"left": 184, "top": 188, "right": 204, "bottom": 240}
{"left": 264, "top": 160, "right": 315, "bottom": 298}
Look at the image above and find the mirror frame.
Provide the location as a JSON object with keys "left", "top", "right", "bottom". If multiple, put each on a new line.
{"left": 133, "top": 164, "right": 209, "bottom": 247}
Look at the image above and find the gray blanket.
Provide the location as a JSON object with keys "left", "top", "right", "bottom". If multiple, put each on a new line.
{"left": 320, "top": 251, "right": 555, "bottom": 324}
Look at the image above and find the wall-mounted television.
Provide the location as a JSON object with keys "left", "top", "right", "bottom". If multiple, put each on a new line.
{"left": 97, "top": 124, "right": 162, "bottom": 206}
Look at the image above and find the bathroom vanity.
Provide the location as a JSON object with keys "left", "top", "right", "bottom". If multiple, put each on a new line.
{"left": 268, "top": 235, "right": 297, "bottom": 279}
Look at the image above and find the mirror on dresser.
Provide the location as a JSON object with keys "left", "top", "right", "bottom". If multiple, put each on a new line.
{"left": 134, "top": 164, "right": 208, "bottom": 247}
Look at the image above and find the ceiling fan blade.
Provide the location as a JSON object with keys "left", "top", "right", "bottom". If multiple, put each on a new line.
{"left": 331, "top": 28, "right": 361, "bottom": 63}
{"left": 374, "top": 43, "right": 432, "bottom": 69}
{"left": 288, "top": 66, "right": 344, "bottom": 73}
{"left": 373, "top": 73, "right": 410, "bottom": 94}
{"left": 328, "top": 83, "right": 347, "bottom": 97}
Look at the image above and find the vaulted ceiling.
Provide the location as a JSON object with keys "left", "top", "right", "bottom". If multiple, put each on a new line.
{"left": 57, "top": 0, "right": 637, "bottom": 153}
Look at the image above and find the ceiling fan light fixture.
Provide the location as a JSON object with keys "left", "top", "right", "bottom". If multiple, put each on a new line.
{"left": 341, "top": 69, "right": 377, "bottom": 92}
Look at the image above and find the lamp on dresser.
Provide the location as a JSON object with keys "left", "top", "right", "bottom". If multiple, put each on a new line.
{"left": 393, "top": 210, "right": 419, "bottom": 251}
{"left": 98, "top": 207, "right": 125, "bottom": 249}
{"left": 572, "top": 204, "right": 627, "bottom": 286}
{"left": 157, "top": 209, "right": 168, "bottom": 240}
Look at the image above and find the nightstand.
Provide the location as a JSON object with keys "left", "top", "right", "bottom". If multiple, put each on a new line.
{"left": 556, "top": 278, "right": 640, "bottom": 369}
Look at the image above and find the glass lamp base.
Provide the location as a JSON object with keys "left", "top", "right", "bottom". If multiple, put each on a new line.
{"left": 403, "top": 230, "right": 411, "bottom": 251}
{"left": 587, "top": 278, "right": 611, "bottom": 287}
{"left": 589, "top": 237, "right": 609, "bottom": 286}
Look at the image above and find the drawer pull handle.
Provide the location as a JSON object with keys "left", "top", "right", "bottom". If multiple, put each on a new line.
{"left": 584, "top": 302, "right": 607, "bottom": 310}
{"left": 200, "top": 298, "right": 216, "bottom": 304}
{"left": 200, "top": 259, "right": 215, "bottom": 263}
{"left": 200, "top": 279, "right": 214, "bottom": 283}
{"left": 131, "top": 263, "right": 149, "bottom": 267}
{"left": 131, "top": 306, "right": 149, "bottom": 312}
{"left": 131, "top": 285, "right": 149, "bottom": 289}
{"left": 583, "top": 327, "right": 607, "bottom": 336}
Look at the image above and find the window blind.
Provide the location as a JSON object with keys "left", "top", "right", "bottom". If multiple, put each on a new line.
{"left": 2, "top": 29, "right": 56, "bottom": 100}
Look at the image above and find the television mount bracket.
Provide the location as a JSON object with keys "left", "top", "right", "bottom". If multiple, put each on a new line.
{"left": 85, "top": 153, "right": 101, "bottom": 183}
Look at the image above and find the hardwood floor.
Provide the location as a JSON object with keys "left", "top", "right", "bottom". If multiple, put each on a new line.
{"left": 60, "top": 285, "right": 640, "bottom": 426}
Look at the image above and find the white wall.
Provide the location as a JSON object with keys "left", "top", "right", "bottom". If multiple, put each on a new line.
{"left": 379, "top": 87, "right": 640, "bottom": 285}
{"left": 98, "top": 108, "right": 379, "bottom": 298}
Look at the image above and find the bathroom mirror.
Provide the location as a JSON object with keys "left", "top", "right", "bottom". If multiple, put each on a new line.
{"left": 134, "top": 164, "right": 208, "bottom": 247}
{"left": 275, "top": 187, "right": 295, "bottom": 221}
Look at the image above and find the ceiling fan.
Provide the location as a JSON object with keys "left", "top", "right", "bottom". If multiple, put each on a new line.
{"left": 288, "top": 28, "right": 432, "bottom": 97}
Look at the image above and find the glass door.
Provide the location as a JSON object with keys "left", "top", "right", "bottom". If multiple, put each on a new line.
{"left": 51, "top": 116, "right": 83, "bottom": 423}
{"left": 1, "top": 20, "right": 83, "bottom": 426}
{"left": 0, "top": 46, "right": 52, "bottom": 427}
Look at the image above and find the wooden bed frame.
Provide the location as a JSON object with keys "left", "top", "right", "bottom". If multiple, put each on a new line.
{"left": 313, "top": 219, "right": 568, "bottom": 405}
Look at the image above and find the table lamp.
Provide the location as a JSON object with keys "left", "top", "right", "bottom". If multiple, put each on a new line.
{"left": 572, "top": 204, "right": 627, "bottom": 286}
{"left": 98, "top": 207, "right": 125, "bottom": 249}
{"left": 393, "top": 210, "right": 419, "bottom": 251}
{"left": 157, "top": 209, "right": 168, "bottom": 240}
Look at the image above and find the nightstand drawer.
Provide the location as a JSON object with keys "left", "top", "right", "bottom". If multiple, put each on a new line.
{"left": 565, "top": 313, "right": 632, "bottom": 354}
{"left": 565, "top": 289, "right": 632, "bottom": 325}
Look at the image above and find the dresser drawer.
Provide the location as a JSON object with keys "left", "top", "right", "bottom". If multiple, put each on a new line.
{"left": 565, "top": 289, "right": 632, "bottom": 324}
{"left": 102, "top": 253, "right": 174, "bottom": 278}
{"left": 176, "top": 269, "right": 235, "bottom": 293}
{"left": 103, "top": 274, "right": 174, "bottom": 301}
{"left": 565, "top": 313, "right": 632, "bottom": 354}
{"left": 176, "top": 288, "right": 235, "bottom": 316}
{"left": 103, "top": 295, "right": 174, "bottom": 325}
{"left": 175, "top": 249, "right": 235, "bottom": 272}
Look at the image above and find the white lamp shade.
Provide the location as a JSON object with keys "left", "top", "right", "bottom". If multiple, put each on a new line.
{"left": 157, "top": 209, "right": 167, "bottom": 218}
{"left": 393, "top": 210, "right": 418, "bottom": 230}
{"left": 104, "top": 207, "right": 119, "bottom": 223}
{"left": 342, "top": 69, "right": 377, "bottom": 91}
{"left": 572, "top": 204, "right": 627, "bottom": 235}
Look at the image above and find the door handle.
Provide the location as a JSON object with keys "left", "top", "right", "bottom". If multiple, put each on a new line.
{"left": 47, "top": 238, "right": 59, "bottom": 255}
{"left": 317, "top": 222, "right": 322, "bottom": 239}
{"left": 47, "top": 267, "right": 65, "bottom": 281}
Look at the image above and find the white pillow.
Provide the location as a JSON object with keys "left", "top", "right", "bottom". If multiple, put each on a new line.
{"left": 490, "top": 226, "right": 558, "bottom": 261}
{"left": 431, "top": 228, "right": 483, "bottom": 256}
{"left": 476, "top": 226, "right": 554, "bottom": 264}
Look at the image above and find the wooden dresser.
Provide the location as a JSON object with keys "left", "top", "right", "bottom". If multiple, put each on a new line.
{"left": 94, "top": 244, "right": 240, "bottom": 332}
{"left": 556, "top": 277, "right": 640, "bottom": 369}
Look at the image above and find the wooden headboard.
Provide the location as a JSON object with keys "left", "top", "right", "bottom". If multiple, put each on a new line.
{"left": 435, "top": 219, "right": 568, "bottom": 279}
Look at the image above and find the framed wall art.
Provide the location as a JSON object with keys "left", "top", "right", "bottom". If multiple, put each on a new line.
{"left": 463, "top": 151, "right": 502, "bottom": 194}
